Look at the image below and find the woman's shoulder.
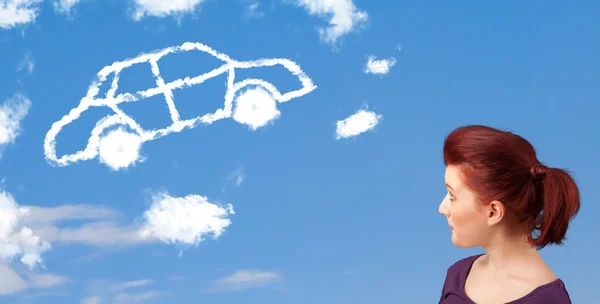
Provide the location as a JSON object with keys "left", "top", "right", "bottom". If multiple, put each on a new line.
{"left": 512, "top": 279, "right": 572, "bottom": 304}
{"left": 439, "top": 254, "right": 485, "bottom": 302}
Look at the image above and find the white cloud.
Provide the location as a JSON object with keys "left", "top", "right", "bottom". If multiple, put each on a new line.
{"left": 0, "top": 93, "right": 31, "bottom": 157}
{"left": 295, "top": 0, "right": 368, "bottom": 45}
{"left": 139, "top": 192, "right": 234, "bottom": 246}
{"left": 131, "top": 0, "right": 206, "bottom": 20}
{"left": 335, "top": 109, "right": 382, "bottom": 139}
{"left": 364, "top": 55, "right": 396, "bottom": 75}
{"left": 0, "top": 191, "right": 50, "bottom": 269}
{"left": 53, "top": 0, "right": 83, "bottom": 14}
{"left": 17, "top": 53, "right": 35, "bottom": 74}
{"left": 0, "top": 263, "right": 68, "bottom": 296}
{"left": 232, "top": 87, "right": 281, "bottom": 130}
{"left": 204, "top": 269, "right": 281, "bottom": 293}
{"left": 0, "top": 0, "right": 43, "bottom": 29}
{"left": 227, "top": 167, "right": 245, "bottom": 187}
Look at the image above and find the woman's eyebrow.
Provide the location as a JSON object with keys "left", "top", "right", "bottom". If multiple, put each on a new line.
{"left": 445, "top": 183, "right": 454, "bottom": 191}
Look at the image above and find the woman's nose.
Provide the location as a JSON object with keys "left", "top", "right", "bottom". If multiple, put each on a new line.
{"left": 439, "top": 197, "right": 449, "bottom": 216}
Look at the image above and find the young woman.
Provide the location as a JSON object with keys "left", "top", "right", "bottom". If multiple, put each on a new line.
{"left": 438, "top": 125, "right": 579, "bottom": 304}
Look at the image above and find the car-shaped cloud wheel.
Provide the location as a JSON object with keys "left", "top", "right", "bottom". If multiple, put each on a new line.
{"left": 226, "top": 79, "right": 283, "bottom": 130}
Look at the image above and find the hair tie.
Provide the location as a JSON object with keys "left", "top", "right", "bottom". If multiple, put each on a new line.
{"left": 530, "top": 164, "right": 548, "bottom": 179}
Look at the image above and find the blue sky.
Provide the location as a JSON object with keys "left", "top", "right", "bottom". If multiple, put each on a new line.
{"left": 0, "top": 0, "right": 598, "bottom": 303}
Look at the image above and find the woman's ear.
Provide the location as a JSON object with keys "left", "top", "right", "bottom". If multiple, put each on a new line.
{"left": 486, "top": 200, "right": 505, "bottom": 226}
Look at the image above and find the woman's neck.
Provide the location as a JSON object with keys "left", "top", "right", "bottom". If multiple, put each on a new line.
{"left": 481, "top": 233, "right": 542, "bottom": 273}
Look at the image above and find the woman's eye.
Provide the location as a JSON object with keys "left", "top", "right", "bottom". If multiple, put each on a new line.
{"left": 448, "top": 193, "right": 455, "bottom": 201}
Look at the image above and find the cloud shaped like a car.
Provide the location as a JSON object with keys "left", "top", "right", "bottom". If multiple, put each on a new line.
{"left": 43, "top": 42, "right": 317, "bottom": 171}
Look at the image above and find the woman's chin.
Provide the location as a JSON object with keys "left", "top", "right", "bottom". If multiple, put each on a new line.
{"left": 451, "top": 234, "right": 476, "bottom": 248}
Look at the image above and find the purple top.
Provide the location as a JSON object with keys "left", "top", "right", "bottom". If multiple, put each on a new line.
{"left": 439, "top": 254, "right": 572, "bottom": 304}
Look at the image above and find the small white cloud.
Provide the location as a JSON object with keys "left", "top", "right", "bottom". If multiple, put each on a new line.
{"left": 138, "top": 192, "right": 235, "bottom": 246}
{"left": 244, "top": 2, "right": 263, "bottom": 18}
{"left": 0, "top": 0, "right": 43, "bottom": 29}
{"left": 204, "top": 269, "right": 281, "bottom": 293}
{"left": 97, "top": 127, "right": 144, "bottom": 171}
{"left": 114, "top": 279, "right": 153, "bottom": 290}
{"left": 364, "top": 55, "right": 396, "bottom": 75}
{"left": 17, "top": 53, "right": 35, "bottom": 74}
{"left": 232, "top": 87, "right": 281, "bottom": 131}
{"left": 0, "top": 191, "right": 50, "bottom": 269}
{"left": 81, "top": 296, "right": 101, "bottom": 304}
{"left": 53, "top": 0, "right": 83, "bottom": 15}
{"left": 335, "top": 109, "right": 382, "bottom": 139}
{"left": 0, "top": 93, "right": 31, "bottom": 157}
{"left": 295, "top": 0, "right": 368, "bottom": 45}
{"left": 227, "top": 167, "right": 245, "bottom": 187}
{"left": 131, "top": 0, "right": 206, "bottom": 20}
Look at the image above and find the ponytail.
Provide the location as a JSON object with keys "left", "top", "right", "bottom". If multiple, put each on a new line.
{"left": 531, "top": 167, "right": 580, "bottom": 249}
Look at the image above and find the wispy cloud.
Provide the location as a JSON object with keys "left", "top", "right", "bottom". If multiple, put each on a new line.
{"left": 244, "top": 2, "right": 264, "bottom": 18}
{"left": 23, "top": 204, "right": 118, "bottom": 224}
{"left": 22, "top": 204, "right": 149, "bottom": 248}
{"left": 131, "top": 0, "right": 207, "bottom": 20}
{"left": 114, "top": 279, "right": 153, "bottom": 290}
{"left": 335, "top": 108, "right": 382, "bottom": 139}
{"left": 227, "top": 167, "right": 245, "bottom": 187}
{"left": 202, "top": 269, "right": 281, "bottom": 293}
{"left": 294, "top": 0, "right": 368, "bottom": 45}
{"left": 138, "top": 192, "right": 235, "bottom": 247}
{"left": 0, "top": 0, "right": 43, "bottom": 29}
{"left": 0, "top": 93, "right": 31, "bottom": 158}
{"left": 0, "top": 263, "right": 68, "bottom": 296}
{"left": 17, "top": 53, "right": 35, "bottom": 74}
{"left": 82, "top": 278, "right": 163, "bottom": 304}
{"left": 0, "top": 264, "right": 27, "bottom": 295}
{"left": 364, "top": 55, "right": 396, "bottom": 75}
{"left": 27, "top": 272, "right": 70, "bottom": 288}
{"left": 31, "top": 220, "right": 149, "bottom": 247}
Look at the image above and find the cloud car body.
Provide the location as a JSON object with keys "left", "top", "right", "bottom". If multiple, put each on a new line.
{"left": 44, "top": 42, "right": 317, "bottom": 167}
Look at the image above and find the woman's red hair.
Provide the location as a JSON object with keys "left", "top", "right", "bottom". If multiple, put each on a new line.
{"left": 443, "top": 125, "right": 580, "bottom": 249}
